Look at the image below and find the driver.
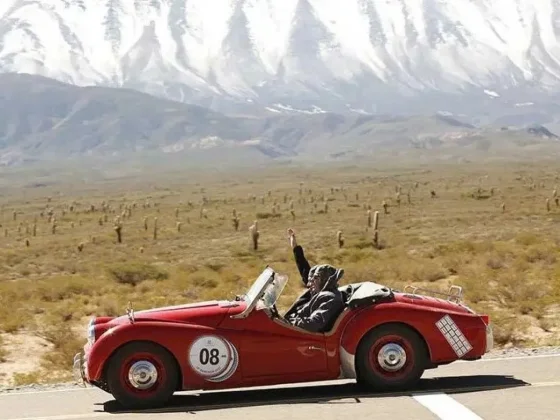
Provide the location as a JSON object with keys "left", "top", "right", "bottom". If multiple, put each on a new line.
{"left": 284, "top": 228, "right": 344, "bottom": 333}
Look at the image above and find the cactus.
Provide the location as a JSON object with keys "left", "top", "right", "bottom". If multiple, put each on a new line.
{"left": 114, "top": 219, "right": 122, "bottom": 243}
{"left": 382, "top": 200, "right": 388, "bottom": 214}
{"left": 501, "top": 202, "right": 506, "bottom": 213}
{"left": 249, "top": 221, "right": 259, "bottom": 250}
{"left": 232, "top": 215, "right": 240, "bottom": 231}
{"left": 337, "top": 231, "right": 344, "bottom": 248}
{"left": 367, "top": 209, "right": 372, "bottom": 227}
{"left": 546, "top": 198, "right": 550, "bottom": 212}
{"left": 372, "top": 211, "right": 380, "bottom": 249}
{"left": 153, "top": 217, "right": 158, "bottom": 240}
{"left": 77, "top": 242, "right": 84, "bottom": 252}
{"left": 176, "top": 221, "right": 182, "bottom": 232}
{"left": 143, "top": 216, "right": 148, "bottom": 231}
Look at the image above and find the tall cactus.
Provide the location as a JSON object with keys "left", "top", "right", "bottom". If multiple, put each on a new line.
{"left": 249, "top": 221, "right": 259, "bottom": 250}
{"left": 372, "top": 211, "right": 380, "bottom": 249}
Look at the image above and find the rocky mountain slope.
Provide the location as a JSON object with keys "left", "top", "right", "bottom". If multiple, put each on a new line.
{"left": 0, "top": 73, "right": 559, "bottom": 167}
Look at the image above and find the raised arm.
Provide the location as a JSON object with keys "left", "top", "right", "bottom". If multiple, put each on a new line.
{"left": 287, "top": 228, "right": 311, "bottom": 286}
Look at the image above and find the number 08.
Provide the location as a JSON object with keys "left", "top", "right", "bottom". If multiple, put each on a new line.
{"left": 199, "top": 348, "right": 220, "bottom": 365}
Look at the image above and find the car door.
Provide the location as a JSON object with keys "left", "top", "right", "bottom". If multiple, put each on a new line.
{"left": 237, "top": 323, "right": 328, "bottom": 380}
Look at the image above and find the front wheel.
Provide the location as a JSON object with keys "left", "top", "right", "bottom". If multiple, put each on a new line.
{"left": 355, "top": 324, "right": 427, "bottom": 391}
{"left": 105, "top": 341, "right": 179, "bottom": 409}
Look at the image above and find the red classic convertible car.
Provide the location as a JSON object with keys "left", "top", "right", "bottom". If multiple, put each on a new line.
{"left": 73, "top": 266, "right": 493, "bottom": 409}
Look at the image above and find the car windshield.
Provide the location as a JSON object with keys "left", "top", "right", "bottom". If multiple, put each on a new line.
{"left": 239, "top": 267, "right": 289, "bottom": 313}
{"left": 259, "top": 273, "right": 288, "bottom": 309}
{"left": 243, "top": 267, "right": 275, "bottom": 304}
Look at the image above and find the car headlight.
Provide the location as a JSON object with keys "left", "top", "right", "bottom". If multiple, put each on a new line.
{"left": 87, "top": 318, "right": 96, "bottom": 343}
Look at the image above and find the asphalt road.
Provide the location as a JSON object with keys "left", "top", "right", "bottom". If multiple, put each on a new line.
{"left": 1, "top": 354, "right": 559, "bottom": 420}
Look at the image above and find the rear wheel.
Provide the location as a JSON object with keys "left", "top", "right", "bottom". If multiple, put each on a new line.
{"left": 105, "top": 341, "right": 179, "bottom": 409}
{"left": 355, "top": 324, "right": 427, "bottom": 390}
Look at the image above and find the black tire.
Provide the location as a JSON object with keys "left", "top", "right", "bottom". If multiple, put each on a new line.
{"left": 105, "top": 341, "right": 179, "bottom": 409}
{"left": 355, "top": 324, "right": 427, "bottom": 391}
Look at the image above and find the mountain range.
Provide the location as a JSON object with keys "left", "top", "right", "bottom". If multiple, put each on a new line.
{"left": 1, "top": 0, "right": 560, "bottom": 118}
{"left": 1, "top": 1, "right": 560, "bottom": 167}
{"left": 0, "top": 73, "right": 559, "bottom": 168}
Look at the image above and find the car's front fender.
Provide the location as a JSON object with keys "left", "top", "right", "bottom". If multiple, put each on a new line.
{"left": 86, "top": 320, "right": 215, "bottom": 382}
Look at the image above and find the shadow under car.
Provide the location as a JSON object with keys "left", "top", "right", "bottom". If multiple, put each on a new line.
{"left": 97, "top": 374, "right": 530, "bottom": 414}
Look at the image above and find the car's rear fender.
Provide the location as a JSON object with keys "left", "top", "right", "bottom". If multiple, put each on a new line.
{"left": 87, "top": 321, "right": 215, "bottom": 386}
{"left": 340, "top": 304, "right": 487, "bottom": 365}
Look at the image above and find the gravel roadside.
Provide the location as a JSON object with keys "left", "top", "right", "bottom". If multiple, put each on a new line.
{"left": 0, "top": 345, "right": 559, "bottom": 394}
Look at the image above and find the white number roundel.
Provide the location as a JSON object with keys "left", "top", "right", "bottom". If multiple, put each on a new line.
{"left": 188, "top": 335, "right": 238, "bottom": 382}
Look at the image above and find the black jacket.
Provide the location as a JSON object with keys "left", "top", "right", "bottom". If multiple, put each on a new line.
{"left": 293, "top": 244, "right": 312, "bottom": 286}
{"left": 285, "top": 245, "right": 345, "bottom": 333}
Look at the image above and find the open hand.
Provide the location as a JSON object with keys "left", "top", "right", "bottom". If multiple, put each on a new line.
{"left": 287, "top": 228, "right": 297, "bottom": 248}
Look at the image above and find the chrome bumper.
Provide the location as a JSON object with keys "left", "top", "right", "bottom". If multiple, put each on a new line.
{"left": 73, "top": 352, "right": 87, "bottom": 387}
{"left": 485, "top": 323, "right": 494, "bottom": 353}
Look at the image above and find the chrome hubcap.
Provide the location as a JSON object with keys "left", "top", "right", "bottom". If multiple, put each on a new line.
{"left": 127, "top": 361, "right": 158, "bottom": 390}
{"left": 377, "top": 343, "right": 407, "bottom": 372}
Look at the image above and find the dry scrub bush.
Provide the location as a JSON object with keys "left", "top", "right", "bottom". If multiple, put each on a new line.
{"left": 107, "top": 263, "right": 169, "bottom": 286}
{"left": 36, "top": 321, "right": 83, "bottom": 371}
{"left": 0, "top": 336, "right": 7, "bottom": 363}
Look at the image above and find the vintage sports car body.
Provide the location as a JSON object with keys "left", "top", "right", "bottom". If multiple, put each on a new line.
{"left": 73, "top": 266, "right": 493, "bottom": 409}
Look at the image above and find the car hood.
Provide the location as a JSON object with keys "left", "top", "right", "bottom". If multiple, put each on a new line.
{"left": 109, "top": 300, "right": 246, "bottom": 328}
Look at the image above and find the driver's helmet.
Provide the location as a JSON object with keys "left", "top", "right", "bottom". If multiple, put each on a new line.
{"left": 307, "top": 264, "right": 338, "bottom": 289}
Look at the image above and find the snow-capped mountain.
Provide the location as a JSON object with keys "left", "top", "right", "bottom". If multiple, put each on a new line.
{"left": 2, "top": 0, "right": 560, "bottom": 116}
